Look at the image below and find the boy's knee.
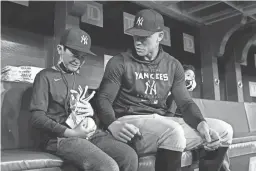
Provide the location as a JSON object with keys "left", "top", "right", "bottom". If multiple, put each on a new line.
{"left": 120, "top": 148, "right": 138, "bottom": 171}
{"left": 81, "top": 157, "right": 119, "bottom": 171}
{"left": 99, "top": 160, "right": 119, "bottom": 171}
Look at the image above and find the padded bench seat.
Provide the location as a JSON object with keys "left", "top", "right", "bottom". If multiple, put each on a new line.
{"left": 1, "top": 150, "right": 63, "bottom": 171}
{"left": 229, "top": 136, "right": 256, "bottom": 158}
{"left": 0, "top": 149, "right": 193, "bottom": 171}
{"left": 3, "top": 136, "right": 255, "bottom": 171}
{"left": 138, "top": 151, "right": 194, "bottom": 171}
{"left": 138, "top": 136, "right": 256, "bottom": 171}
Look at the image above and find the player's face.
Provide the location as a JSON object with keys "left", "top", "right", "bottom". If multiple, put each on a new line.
{"left": 133, "top": 32, "right": 163, "bottom": 57}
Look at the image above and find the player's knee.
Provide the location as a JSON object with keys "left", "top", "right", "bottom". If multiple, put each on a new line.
{"left": 211, "top": 119, "right": 233, "bottom": 145}
{"left": 172, "top": 125, "right": 186, "bottom": 147}
{"left": 220, "top": 121, "right": 233, "bottom": 144}
{"left": 160, "top": 124, "right": 186, "bottom": 151}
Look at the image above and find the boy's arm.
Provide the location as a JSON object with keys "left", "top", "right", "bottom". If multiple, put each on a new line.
{"left": 30, "top": 71, "right": 67, "bottom": 136}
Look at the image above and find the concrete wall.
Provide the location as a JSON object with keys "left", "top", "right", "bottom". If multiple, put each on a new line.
{"left": 242, "top": 46, "right": 256, "bottom": 103}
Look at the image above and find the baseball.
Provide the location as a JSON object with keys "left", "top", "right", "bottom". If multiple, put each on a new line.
{"left": 83, "top": 117, "right": 97, "bottom": 131}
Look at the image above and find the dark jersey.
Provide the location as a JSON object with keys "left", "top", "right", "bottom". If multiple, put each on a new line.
{"left": 30, "top": 66, "right": 93, "bottom": 146}
{"left": 96, "top": 48, "right": 205, "bottom": 129}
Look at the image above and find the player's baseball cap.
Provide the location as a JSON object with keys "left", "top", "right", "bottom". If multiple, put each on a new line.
{"left": 126, "top": 9, "right": 164, "bottom": 37}
{"left": 60, "top": 28, "right": 95, "bottom": 56}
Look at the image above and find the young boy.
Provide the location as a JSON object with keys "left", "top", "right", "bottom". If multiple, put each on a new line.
{"left": 30, "top": 28, "right": 119, "bottom": 171}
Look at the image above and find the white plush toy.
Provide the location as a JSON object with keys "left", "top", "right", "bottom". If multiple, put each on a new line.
{"left": 167, "top": 65, "right": 197, "bottom": 97}
{"left": 184, "top": 65, "right": 197, "bottom": 92}
{"left": 186, "top": 79, "right": 197, "bottom": 92}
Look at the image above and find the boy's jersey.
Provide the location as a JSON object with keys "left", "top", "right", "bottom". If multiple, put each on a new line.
{"left": 30, "top": 66, "right": 94, "bottom": 147}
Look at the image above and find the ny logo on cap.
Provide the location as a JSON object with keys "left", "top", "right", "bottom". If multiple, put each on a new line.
{"left": 81, "top": 35, "right": 88, "bottom": 45}
{"left": 136, "top": 17, "right": 144, "bottom": 26}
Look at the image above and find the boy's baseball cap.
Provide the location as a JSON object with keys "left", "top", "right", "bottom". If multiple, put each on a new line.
{"left": 60, "top": 28, "right": 96, "bottom": 56}
{"left": 126, "top": 9, "right": 164, "bottom": 37}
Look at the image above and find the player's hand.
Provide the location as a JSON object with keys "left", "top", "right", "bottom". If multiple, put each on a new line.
{"left": 108, "top": 121, "right": 141, "bottom": 143}
{"left": 204, "top": 128, "right": 221, "bottom": 151}
{"left": 197, "top": 121, "right": 221, "bottom": 151}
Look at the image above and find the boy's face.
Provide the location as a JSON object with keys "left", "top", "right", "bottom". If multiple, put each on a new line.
{"left": 185, "top": 69, "right": 195, "bottom": 81}
{"left": 58, "top": 45, "right": 86, "bottom": 72}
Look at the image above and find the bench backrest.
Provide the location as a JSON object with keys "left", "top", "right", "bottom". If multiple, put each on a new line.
{"left": 1, "top": 82, "right": 36, "bottom": 150}
{"left": 193, "top": 98, "right": 256, "bottom": 138}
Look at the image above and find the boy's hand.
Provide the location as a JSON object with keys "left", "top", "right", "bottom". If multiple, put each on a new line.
{"left": 78, "top": 85, "right": 95, "bottom": 103}
{"left": 76, "top": 101, "right": 94, "bottom": 116}
{"left": 64, "top": 119, "right": 96, "bottom": 138}
{"left": 70, "top": 85, "right": 95, "bottom": 116}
